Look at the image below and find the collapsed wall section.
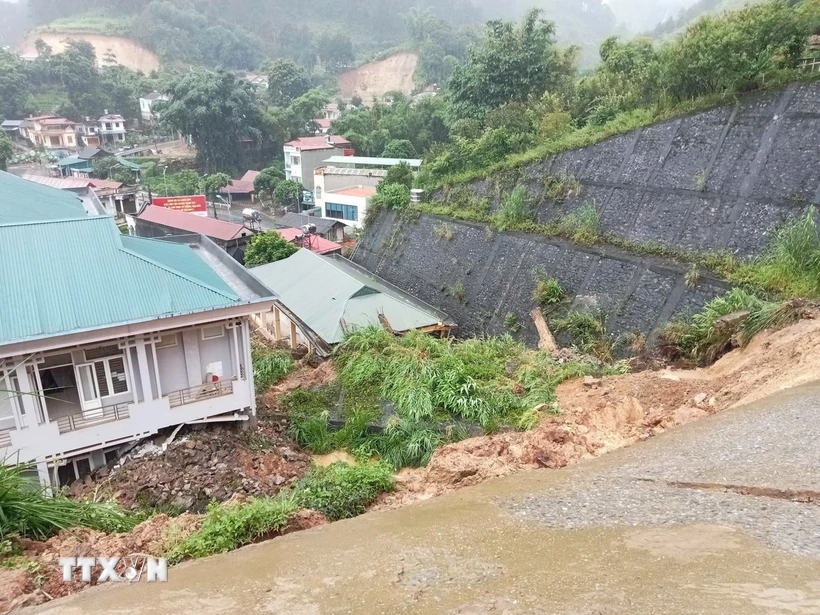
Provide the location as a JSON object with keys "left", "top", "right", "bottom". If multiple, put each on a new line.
{"left": 353, "top": 211, "right": 729, "bottom": 344}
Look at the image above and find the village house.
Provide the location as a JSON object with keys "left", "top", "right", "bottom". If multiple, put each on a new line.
{"left": 25, "top": 117, "right": 81, "bottom": 150}
{"left": 139, "top": 91, "right": 169, "bottom": 123}
{"left": 0, "top": 171, "right": 278, "bottom": 489}
{"left": 134, "top": 205, "right": 257, "bottom": 263}
{"left": 275, "top": 212, "right": 348, "bottom": 243}
{"left": 219, "top": 170, "right": 260, "bottom": 204}
{"left": 313, "top": 165, "right": 386, "bottom": 204}
{"left": 283, "top": 135, "right": 353, "bottom": 193}
{"left": 316, "top": 185, "right": 377, "bottom": 229}
{"left": 249, "top": 249, "right": 455, "bottom": 357}
{"left": 98, "top": 114, "right": 127, "bottom": 145}
{"left": 1, "top": 120, "right": 24, "bottom": 142}
{"left": 277, "top": 227, "right": 342, "bottom": 256}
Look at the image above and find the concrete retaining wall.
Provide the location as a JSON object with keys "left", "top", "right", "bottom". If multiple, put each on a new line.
{"left": 353, "top": 211, "right": 730, "bottom": 343}
{"left": 437, "top": 82, "right": 820, "bottom": 258}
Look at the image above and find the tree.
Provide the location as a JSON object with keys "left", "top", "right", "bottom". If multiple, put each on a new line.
{"left": 254, "top": 166, "right": 285, "bottom": 203}
{"left": 0, "top": 50, "right": 29, "bottom": 120}
{"left": 382, "top": 162, "right": 414, "bottom": 190}
{"left": 382, "top": 139, "right": 417, "bottom": 159}
{"left": 244, "top": 231, "right": 299, "bottom": 266}
{"left": 273, "top": 180, "right": 304, "bottom": 211}
{"left": 448, "top": 9, "right": 576, "bottom": 121}
{"left": 265, "top": 58, "right": 311, "bottom": 106}
{"left": 203, "top": 173, "right": 232, "bottom": 201}
{"left": 0, "top": 132, "right": 14, "bottom": 171}
{"left": 374, "top": 183, "right": 411, "bottom": 210}
{"left": 317, "top": 33, "right": 354, "bottom": 74}
{"left": 93, "top": 158, "right": 134, "bottom": 185}
{"left": 158, "top": 70, "right": 263, "bottom": 173}
{"left": 660, "top": 1, "right": 808, "bottom": 101}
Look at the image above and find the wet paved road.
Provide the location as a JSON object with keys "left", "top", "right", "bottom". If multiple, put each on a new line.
{"left": 28, "top": 382, "right": 820, "bottom": 615}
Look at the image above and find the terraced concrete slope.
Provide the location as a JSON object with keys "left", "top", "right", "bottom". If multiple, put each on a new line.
{"left": 353, "top": 81, "right": 820, "bottom": 342}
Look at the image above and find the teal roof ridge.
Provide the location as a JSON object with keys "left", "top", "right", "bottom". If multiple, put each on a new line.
{"left": 119, "top": 240, "right": 240, "bottom": 302}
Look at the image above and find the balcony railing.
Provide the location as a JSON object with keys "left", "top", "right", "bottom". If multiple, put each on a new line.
{"left": 0, "top": 427, "right": 14, "bottom": 447}
{"left": 56, "top": 403, "right": 130, "bottom": 435}
{"left": 167, "top": 377, "right": 236, "bottom": 409}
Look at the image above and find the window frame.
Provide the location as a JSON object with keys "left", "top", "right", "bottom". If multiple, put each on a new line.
{"left": 156, "top": 333, "right": 179, "bottom": 349}
{"left": 201, "top": 324, "right": 225, "bottom": 341}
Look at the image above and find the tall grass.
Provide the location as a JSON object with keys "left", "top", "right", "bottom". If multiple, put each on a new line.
{"left": 494, "top": 186, "right": 533, "bottom": 230}
{"left": 251, "top": 339, "right": 295, "bottom": 394}
{"left": 167, "top": 462, "right": 394, "bottom": 563}
{"left": 0, "top": 462, "right": 133, "bottom": 541}
{"left": 282, "top": 328, "right": 619, "bottom": 469}
{"left": 658, "top": 288, "right": 803, "bottom": 364}
{"left": 733, "top": 206, "right": 820, "bottom": 298}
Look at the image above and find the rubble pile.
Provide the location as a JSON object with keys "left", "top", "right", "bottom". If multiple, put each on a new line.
{"left": 69, "top": 420, "right": 311, "bottom": 512}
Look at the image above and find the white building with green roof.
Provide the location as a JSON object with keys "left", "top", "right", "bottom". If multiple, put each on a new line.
{"left": 0, "top": 171, "right": 278, "bottom": 488}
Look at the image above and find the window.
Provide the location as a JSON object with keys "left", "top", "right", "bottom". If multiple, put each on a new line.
{"left": 315, "top": 186, "right": 322, "bottom": 199}
{"left": 156, "top": 333, "right": 178, "bottom": 349}
{"left": 201, "top": 324, "right": 224, "bottom": 340}
{"left": 325, "top": 202, "right": 359, "bottom": 222}
{"left": 90, "top": 356, "right": 129, "bottom": 397}
{"left": 85, "top": 345, "right": 120, "bottom": 361}
{"left": 291, "top": 156, "right": 300, "bottom": 166}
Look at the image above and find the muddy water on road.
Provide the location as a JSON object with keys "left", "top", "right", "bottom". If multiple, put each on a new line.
{"left": 34, "top": 466, "right": 820, "bottom": 615}
{"left": 31, "top": 385, "right": 820, "bottom": 615}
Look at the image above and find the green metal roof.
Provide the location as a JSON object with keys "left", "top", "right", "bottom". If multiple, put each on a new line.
{"left": 250, "top": 249, "right": 452, "bottom": 345}
{"left": 56, "top": 155, "right": 86, "bottom": 167}
{"left": 116, "top": 157, "right": 142, "bottom": 170}
{"left": 0, "top": 216, "right": 242, "bottom": 346}
{"left": 0, "top": 171, "right": 87, "bottom": 223}
{"left": 120, "top": 235, "right": 235, "bottom": 295}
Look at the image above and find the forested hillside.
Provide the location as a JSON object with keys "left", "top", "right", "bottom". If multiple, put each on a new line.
{"left": 21, "top": 0, "right": 626, "bottom": 71}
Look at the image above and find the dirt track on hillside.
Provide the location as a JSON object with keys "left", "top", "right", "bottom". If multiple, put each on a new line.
{"left": 338, "top": 52, "right": 418, "bottom": 100}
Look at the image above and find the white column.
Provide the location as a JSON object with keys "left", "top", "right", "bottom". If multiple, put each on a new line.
{"left": 134, "top": 340, "right": 154, "bottom": 402}
{"left": 13, "top": 363, "right": 36, "bottom": 428}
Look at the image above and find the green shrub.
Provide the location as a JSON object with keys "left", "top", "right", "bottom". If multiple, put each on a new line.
{"left": 251, "top": 340, "right": 294, "bottom": 394}
{"left": 552, "top": 310, "right": 615, "bottom": 361}
{"left": 504, "top": 312, "right": 522, "bottom": 332}
{"left": 167, "top": 494, "right": 299, "bottom": 563}
{"left": 0, "top": 462, "right": 134, "bottom": 541}
{"left": 494, "top": 185, "right": 533, "bottom": 230}
{"left": 732, "top": 206, "right": 820, "bottom": 298}
{"left": 294, "top": 462, "right": 394, "bottom": 521}
{"left": 551, "top": 201, "right": 600, "bottom": 244}
{"left": 543, "top": 173, "right": 582, "bottom": 202}
{"left": 533, "top": 277, "right": 566, "bottom": 307}
{"left": 658, "top": 288, "right": 803, "bottom": 364}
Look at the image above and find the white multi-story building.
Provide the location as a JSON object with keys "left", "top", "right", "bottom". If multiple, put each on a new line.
{"left": 139, "top": 92, "right": 169, "bottom": 123}
{"left": 0, "top": 171, "right": 278, "bottom": 489}
{"left": 98, "top": 114, "right": 127, "bottom": 145}
{"left": 283, "top": 135, "right": 352, "bottom": 193}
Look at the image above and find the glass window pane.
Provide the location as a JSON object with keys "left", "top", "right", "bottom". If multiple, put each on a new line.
{"left": 109, "top": 358, "right": 128, "bottom": 394}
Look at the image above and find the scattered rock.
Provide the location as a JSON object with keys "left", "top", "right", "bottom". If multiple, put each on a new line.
{"left": 583, "top": 376, "right": 602, "bottom": 387}
{"left": 694, "top": 393, "right": 708, "bottom": 405}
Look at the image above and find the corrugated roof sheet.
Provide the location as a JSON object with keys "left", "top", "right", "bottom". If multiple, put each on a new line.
{"left": 0, "top": 171, "right": 87, "bottom": 223}
{"left": 22, "top": 175, "right": 92, "bottom": 190}
{"left": 277, "top": 229, "right": 341, "bottom": 255}
{"left": 249, "top": 250, "right": 452, "bottom": 345}
{"left": 138, "top": 206, "right": 250, "bottom": 241}
{"left": 275, "top": 212, "right": 344, "bottom": 235}
{"left": 0, "top": 216, "right": 241, "bottom": 346}
{"left": 315, "top": 166, "right": 387, "bottom": 178}
{"left": 322, "top": 155, "right": 422, "bottom": 167}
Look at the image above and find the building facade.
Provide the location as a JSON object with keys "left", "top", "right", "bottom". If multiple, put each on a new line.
{"left": 283, "top": 136, "right": 353, "bottom": 192}
{"left": 0, "top": 171, "right": 276, "bottom": 489}
{"left": 317, "top": 185, "right": 377, "bottom": 229}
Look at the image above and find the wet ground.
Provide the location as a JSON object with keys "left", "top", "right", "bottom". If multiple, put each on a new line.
{"left": 27, "top": 382, "right": 820, "bottom": 615}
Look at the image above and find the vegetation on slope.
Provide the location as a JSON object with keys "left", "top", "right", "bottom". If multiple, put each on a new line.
{"left": 282, "top": 328, "right": 627, "bottom": 469}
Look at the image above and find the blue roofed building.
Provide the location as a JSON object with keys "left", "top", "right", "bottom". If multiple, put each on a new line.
{"left": 0, "top": 171, "right": 279, "bottom": 488}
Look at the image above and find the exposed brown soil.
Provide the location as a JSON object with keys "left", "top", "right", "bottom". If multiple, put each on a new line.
{"left": 17, "top": 33, "right": 160, "bottom": 73}
{"left": 338, "top": 52, "right": 418, "bottom": 100}
{"left": 375, "top": 317, "right": 820, "bottom": 509}
{"left": 4, "top": 317, "right": 820, "bottom": 612}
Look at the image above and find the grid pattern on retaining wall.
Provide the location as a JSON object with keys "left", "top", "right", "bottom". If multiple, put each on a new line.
{"left": 438, "top": 82, "right": 820, "bottom": 258}
{"left": 353, "top": 211, "right": 730, "bottom": 343}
